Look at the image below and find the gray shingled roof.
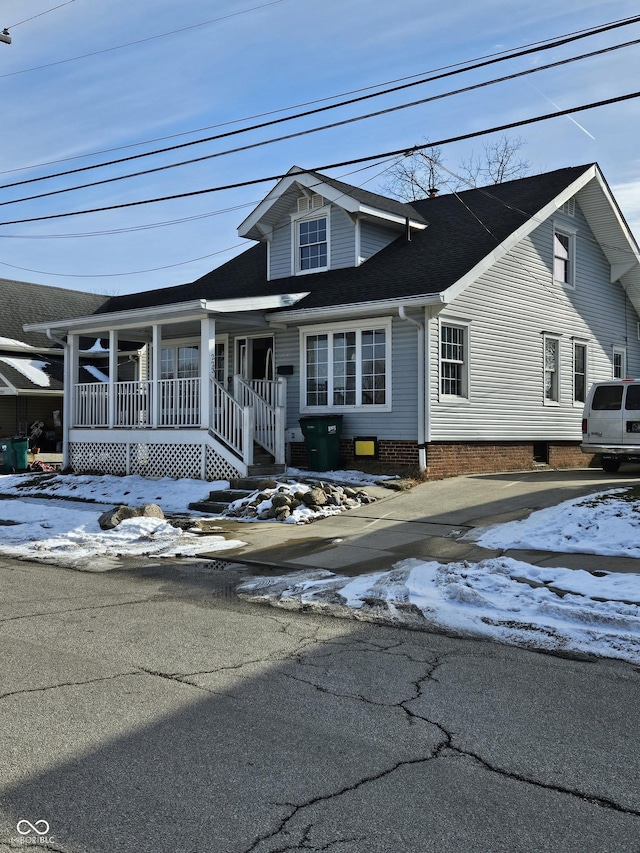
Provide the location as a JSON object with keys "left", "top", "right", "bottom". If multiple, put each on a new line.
{"left": 0, "top": 278, "right": 109, "bottom": 348}
{"left": 97, "top": 164, "right": 593, "bottom": 315}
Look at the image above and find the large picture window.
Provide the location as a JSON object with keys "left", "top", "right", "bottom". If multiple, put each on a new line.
{"left": 302, "top": 321, "right": 390, "bottom": 410}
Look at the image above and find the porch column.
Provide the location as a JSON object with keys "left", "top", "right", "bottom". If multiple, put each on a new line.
{"left": 108, "top": 330, "right": 118, "bottom": 428}
{"left": 151, "top": 325, "right": 162, "bottom": 428}
{"left": 200, "top": 316, "right": 215, "bottom": 429}
{"left": 63, "top": 333, "right": 79, "bottom": 468}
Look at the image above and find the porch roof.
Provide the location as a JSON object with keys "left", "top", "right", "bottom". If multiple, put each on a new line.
{"left": 23, "top": 293, "right": 310, "bottom": 339}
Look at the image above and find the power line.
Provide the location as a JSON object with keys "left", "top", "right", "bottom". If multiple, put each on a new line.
{"left": 2, "top": 14, "right": 639, "bottom": 193}
{"left": 7, "top": 0, "right": 75, "bottom": 29}
{"left": 0, "top": 0, "right": 284, "bottom": 78}
{"left": 0, "top": 243, "right": 247, "bottom": 278}
{"left": 1, "top": 90, "right": 638, "bottom": 227}
{"left": 2, "top": 36, "right": 638, "bottom": 210}
{"left": 2, "top": 13, "right": 638, "bottom": 177}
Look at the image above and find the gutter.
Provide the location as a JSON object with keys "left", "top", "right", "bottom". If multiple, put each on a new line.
{"left": 398, "top": 306, "right": 427, "bottom": 473}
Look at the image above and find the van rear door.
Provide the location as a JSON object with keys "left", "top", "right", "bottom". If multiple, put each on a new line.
{"left": 623, "top": 383, "right": 640, "bottom": 444}
{"left": 586, "top": 384, "right": 623, "bottom": 444}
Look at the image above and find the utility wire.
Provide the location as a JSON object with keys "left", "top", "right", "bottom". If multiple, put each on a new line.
{"left": 7, "top": 1, "right": 75, "bottom": 29}
{"left": 2, "top": 36, "right": 638, "bottom": 210}
{"left": 1, "top": 90, "right": 638, "bottom": 227}
{"left": 2, "top": 14, "right": 639, "bottom": 193}
{"left": 0, "top": 0, "right": 284, "bottom": 78}
{"left": 2, "top": 12, "right": 638, "bottom": 177}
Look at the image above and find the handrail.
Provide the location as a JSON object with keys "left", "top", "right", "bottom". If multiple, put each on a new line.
{"left": 210, "top": 377, "right": 252, "bottom": 463}
{"left": 234, "top": 376, "right": 285, "bottom": 463}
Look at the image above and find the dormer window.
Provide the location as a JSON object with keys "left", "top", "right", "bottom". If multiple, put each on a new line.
{"left": 298, "top": 215, "right": 328, "bottom": 272}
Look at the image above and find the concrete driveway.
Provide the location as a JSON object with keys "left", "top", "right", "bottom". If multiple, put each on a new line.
{"left": 211, "top": 467, "right": 640, "bottom": 575}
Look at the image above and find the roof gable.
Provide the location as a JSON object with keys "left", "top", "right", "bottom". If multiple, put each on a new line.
{"left": 237, "top": 166, "right": 427, "bottom": 242}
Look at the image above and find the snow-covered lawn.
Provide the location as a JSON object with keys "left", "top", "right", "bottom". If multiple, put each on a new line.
{"left": 0, "top": 472, "right": 241, "bottom": 570}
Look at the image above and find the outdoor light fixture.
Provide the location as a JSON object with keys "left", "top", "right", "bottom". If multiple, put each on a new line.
{"left": 0, "top": 29, "right": 11, "bottom": 44}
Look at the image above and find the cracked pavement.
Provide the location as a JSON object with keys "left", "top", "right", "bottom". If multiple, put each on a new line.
{"left": 0, "top": 555, "right": 639, "bottom": 853}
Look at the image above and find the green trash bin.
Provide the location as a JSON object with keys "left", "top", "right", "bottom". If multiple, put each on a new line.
{"left": 0, "top": 441, "right": 12, "bottom": 473}
{"left": 299, "top": 415, "right": 343, "bottom": 471}
{"left": 10, "top": 437, "right": 29, "bottom": 471}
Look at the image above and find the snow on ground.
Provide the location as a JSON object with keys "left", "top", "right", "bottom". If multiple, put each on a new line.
{"left": 0, "top": 472, "right": 243, "bottom": 570}
{"left": 238, "top": 488, "right": 640, "bottom": 664}
{"left": 470, "top": 487, "right": 640, "bottom": 558}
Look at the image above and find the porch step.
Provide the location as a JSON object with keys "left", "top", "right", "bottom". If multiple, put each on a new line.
{"left": 188, "top": 488, "right": 253, "bottom": 515}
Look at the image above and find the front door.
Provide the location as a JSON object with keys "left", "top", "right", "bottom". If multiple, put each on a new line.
{"left": 236, "top": 336, "right": 275, "bottom": 382}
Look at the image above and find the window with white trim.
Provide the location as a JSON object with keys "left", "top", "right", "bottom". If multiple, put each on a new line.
{"left": 613, "top": 346, "right": 627, "bottom": 380}
{"left": 440, "top": 322, "right": 468, "bottom": 398}
{"left": 543, "top": 335, "right": 560, "bottom": 403}
{"left": 160, "top": 344, "right": 199, "bottom": 379}
{"left": 302, "top": 320, "right": 390, "bottom": 410}
{"left": 573, "top": 341, "right": 587, "bottom": 404}
{"left": 298, "top": 216, "right": 328, "bottom": 272}
{"left": 553, "top": 226, "right": 575, "bottom": 287}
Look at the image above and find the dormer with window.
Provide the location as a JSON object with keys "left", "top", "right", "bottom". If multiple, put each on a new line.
{"left": 237, "top": 167, "right": 427, "bottom": 281}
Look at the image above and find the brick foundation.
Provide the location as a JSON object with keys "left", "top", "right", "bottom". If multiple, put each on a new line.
{"left": 288, "top": 438, "right": 594, "bottom": 479}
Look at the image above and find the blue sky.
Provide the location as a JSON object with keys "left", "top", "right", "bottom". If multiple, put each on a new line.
{"left": 0, "top": 0, "right": 639, "bottom": 295}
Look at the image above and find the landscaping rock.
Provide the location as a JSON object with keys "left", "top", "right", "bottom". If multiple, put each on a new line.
{"left": 98, "top": 502, "right": 165, "bottom": 530}
{"left": 98, "top": 505, "right": 138, "bottom": 530}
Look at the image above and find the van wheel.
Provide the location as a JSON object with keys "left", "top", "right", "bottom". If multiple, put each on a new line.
{"left": 602, "top": 459, "right": 621, "bottom": 473}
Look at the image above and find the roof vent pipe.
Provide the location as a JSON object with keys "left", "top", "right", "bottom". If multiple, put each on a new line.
{"left": 405, "top": 217, "right": 411, "bottom": 241}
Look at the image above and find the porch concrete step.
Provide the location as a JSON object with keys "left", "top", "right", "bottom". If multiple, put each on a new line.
{"left": 247, "top": 463, "right": 286, "bottom": 477}
{"left": 188, "top": 487, "right": 254, "bottom": 515}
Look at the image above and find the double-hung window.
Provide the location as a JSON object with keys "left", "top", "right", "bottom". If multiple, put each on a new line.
{"left": 573, "top": 341, "right": 587, "bottom": 404}
{"left": 543, "top": 335, "right": 560, "bottom": 403}
{"left": 440, "top": 322, "right": 468, "bottom": 398}
{"left": 613, "top": 346, "right": 627, "bottom": 380}
{"left": 298, "top": 216, "right": 328, "bottom": 272}
{"left": 302, "top": 320, "right": 390, "bottom": 410}
{"left": 553, "top": 225, "right": 576, "bottom": 287}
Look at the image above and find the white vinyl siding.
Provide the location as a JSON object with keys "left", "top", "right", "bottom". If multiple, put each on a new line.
{"left": 428, "top": 202, "right": 640, "bottom": 441}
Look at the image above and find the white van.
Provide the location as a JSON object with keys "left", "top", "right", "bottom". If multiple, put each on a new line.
{"left": 581, "top": 380, "right": 640, "bottom": 472}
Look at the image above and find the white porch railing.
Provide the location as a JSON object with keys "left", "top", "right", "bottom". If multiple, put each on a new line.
{"left": 116, "top": 380, "right": 152, "bottom": 427}
{"left": 234, "top": 376, "right": 285, "bottom": 463}
{"left": 73, "top": 375, "right": 285, "bottom": 466}
{"left": 158, "top": 377, "right": 200, "bottom": 427}
{"left": 210, "top": 378, "right": 252, "bottom": 464}
{"left": 75, "top": 382, "right": 108, "bottom": 427}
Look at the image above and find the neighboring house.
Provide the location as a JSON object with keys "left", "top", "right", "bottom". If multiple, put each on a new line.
{"left": 24, "top": 163, "right": 640, "bottom": 480}
{"left": 0, "top": 279, "right": 110, "bottom": 448}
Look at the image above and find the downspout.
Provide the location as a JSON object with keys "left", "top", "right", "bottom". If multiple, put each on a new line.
{"left": 46, "top": 329, "right": 69, "bottom": 470}
{"left": 398, "top": 306, "right": 426, "bottom": 473}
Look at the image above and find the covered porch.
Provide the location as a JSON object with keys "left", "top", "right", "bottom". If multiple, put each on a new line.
{"left": 26, "top": 299, "right": 290, "bottom": 480}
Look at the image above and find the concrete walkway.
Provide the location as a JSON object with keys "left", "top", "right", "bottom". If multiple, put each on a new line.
{"left": 204, "top": 467, "right": 640, "bottom": 576}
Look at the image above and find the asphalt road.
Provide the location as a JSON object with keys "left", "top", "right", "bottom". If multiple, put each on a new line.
{"left": 0, "top": 551, "right": 638, "bottom": 853}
